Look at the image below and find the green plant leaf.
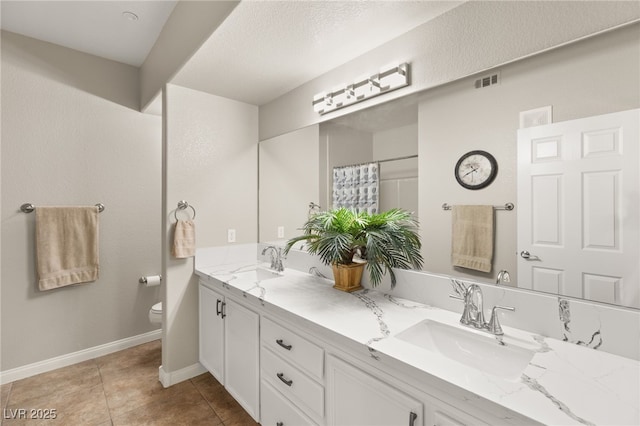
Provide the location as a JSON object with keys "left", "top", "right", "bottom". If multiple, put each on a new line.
{"left": 285, "top": 207, "right": 424, "bottom": 287}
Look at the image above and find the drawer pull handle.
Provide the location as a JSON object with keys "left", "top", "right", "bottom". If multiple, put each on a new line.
{"left": 221, "top": 301, "right": 226, "bottom": 319}
{"left": 276, "top": 423, "right": 283, "bottom": 426}
{"left": 409, "top": 411, "right": 418, "bottom": 426}
{"left": 276, "top": 339, "right": 292, "bottom": 350}
{"left": 216, "top": 299, "right": 222, "bottom": 316}
{"left": 277, "top": 372, "right": 293, "bottom": 387}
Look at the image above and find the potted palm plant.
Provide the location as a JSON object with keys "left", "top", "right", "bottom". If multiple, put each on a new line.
{"left": 284, "top": 208, "right": 423, "bottom": 292}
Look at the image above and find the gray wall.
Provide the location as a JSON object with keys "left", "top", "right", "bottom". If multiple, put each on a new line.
{"left": 162, "top": 84, "right": 258, "bottom": 376}
{"left": 259, "top": 1, "right": 639, "bottom": 141}
{"left": 418, "top": 23, "right": 640, "bottom": 282}
{"left": 259, "top": 125, "right": 319, "bottom": 243}
{"left": 1, "top": 31, "right": 162, "bottom": 371}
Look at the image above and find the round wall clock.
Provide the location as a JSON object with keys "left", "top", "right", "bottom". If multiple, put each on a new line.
{"left": 454, "top": 150, "right": 498, "bottom": 190}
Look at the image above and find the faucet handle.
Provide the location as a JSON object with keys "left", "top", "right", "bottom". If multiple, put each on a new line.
{"left": 277, "top": 247, "right": 286, "bottom": 259}
{"left": 450, "top": 279, "right": 468, "bottom": 297}
{"left": 488, "top": 305, "right": 515, "bottom": 336}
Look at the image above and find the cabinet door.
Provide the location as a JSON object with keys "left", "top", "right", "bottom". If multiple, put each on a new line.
{"left": 199, "top": 284, "right": 225, "bottom": 383}
{"left": 326, "top": 355, "right": 423, "bottom": 426}
{"left": 224, "top": 298, "right": 260, "bottom": 421}
{"left": 426, "top": 398, "right": 488, "bottom": 426}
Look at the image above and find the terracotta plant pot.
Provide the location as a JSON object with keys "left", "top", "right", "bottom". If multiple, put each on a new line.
{"left": 332, "top": 262, "right": 365, "bottom": 292}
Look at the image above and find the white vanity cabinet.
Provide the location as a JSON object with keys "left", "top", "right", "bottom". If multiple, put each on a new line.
{"left": 198, "top": 273, "right": 521, "bottom": 426}
{"left": 326, "top": 354, "right": 423, "bottom": 426}
{"left": 199, "top": 283, "right": 225, "bottom": 380}
{"left": 425, "top": 395, "right": 488, "bottom": 426}
{"left": 260, "top": 316, "right": 325, "bottom": 425}
{"left": 326, "top": 355, "right": 486, "bottom": 426}
{"left": 198, "top": 281, "right": 260, "bottom": 421}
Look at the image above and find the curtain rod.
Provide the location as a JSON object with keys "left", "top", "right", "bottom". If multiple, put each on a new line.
{"left": 333, "top": 154, "right": 418, "bottom": 170}
{"left": 378, "top": 154, "right": 418, "bottom": 164}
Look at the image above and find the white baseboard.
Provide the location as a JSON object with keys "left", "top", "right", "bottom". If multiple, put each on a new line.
{"left": 0, "top": 329, "right": 162, "bottom": 385}
{"left": 159, "top": 363, "right": 206, "bottom": 388}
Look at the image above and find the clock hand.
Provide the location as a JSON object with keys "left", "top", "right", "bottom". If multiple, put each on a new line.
{"left": 462, "top": 167, "right": 478, "bottom": 178}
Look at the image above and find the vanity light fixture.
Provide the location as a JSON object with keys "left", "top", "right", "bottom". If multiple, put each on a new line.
{"left": 312, "top": 62, "right": 410, "bottom": 114}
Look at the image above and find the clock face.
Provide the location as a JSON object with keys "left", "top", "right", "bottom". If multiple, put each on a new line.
{"left": 454, "top": 150, "right": 498, "bottom": 190}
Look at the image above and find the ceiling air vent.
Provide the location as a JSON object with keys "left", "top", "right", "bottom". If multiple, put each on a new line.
{"left": 474, "top": 73, "right": 500, "bottom": 89}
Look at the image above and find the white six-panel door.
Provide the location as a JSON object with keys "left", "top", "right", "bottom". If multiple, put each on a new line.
{"left": 517, "top": 109, "right": 639, "bottom": 308}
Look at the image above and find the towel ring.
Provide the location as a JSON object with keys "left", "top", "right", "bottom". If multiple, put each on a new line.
{"left": 174, "top": 200, "right": 196, "bottom": 221}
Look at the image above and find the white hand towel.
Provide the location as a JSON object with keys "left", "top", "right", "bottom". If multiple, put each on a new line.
{"left": 172, "top": 220, "right": 195, "bottom": 258}
{"left": 36, "top": 206, "right": 99, "bottom": 291}
{"left": 451, "top": 205, "right": 494, "bottom": 273}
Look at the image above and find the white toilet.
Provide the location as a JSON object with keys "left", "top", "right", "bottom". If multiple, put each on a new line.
{"left": 149, "top": 302, "right": 162, "bottom": 325}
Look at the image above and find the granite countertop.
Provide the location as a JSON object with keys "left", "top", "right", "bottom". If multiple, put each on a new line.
{"left": 195, "top": 262, "right": 639, "bottom": 426}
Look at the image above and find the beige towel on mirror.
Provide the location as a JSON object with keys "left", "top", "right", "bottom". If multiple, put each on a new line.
{"left": 36, "top": 206, "right": 99, "bottom": 291}
{"left": 172, "top": 220, "right": 195, "bottom": 258}
{"left": 451, "top": 205, "right": 494, "bottom": 273}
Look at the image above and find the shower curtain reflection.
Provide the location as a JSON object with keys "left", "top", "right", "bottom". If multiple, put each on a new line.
{"left": 332, "top": 162, "right": 379, "bottom": 214}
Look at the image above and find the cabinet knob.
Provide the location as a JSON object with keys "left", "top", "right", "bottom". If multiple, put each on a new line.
{"left": 276, "top": 372, "right": 293, "bottom": 387}
{"left": 276, "top": 339, "right": 292, "bottom": 351}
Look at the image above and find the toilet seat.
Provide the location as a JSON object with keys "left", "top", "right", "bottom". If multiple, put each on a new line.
{"left": 151, "top": 302, "right": 162, "bottom": 313}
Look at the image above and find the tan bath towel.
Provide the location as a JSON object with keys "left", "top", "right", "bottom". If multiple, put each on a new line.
{"left": 36, "top": 206, "right": 99, "bottom": 291}
{"left": 172, "top": 220, "right": 195, "bottom": 258}
{"left": 451, "top": 205, "right": 494, "bottom": 273}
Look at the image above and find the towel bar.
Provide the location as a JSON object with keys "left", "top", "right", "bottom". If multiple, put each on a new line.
{"left": 20, "top": 203, "right": 105, "bottom": 213}
{"left": 442, "top": 203, "right": 514, "bottom": 211}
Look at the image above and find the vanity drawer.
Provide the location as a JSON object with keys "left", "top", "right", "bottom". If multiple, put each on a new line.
{"left": 261, "top": 379, "right": 318, "bottom": 426}
{"left": 261, "top": 316, "right": 324, "bottom": 380}
{"left": 261, "top": 347, "right": 324, "bottom": 421}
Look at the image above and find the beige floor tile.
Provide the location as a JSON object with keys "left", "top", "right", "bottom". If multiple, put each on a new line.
{"left": 3, "top": 383, "right": 110, "bottom": 426}
{"left": 1, "top": 383, "right": 12, "bottom": 410}
{"left": 111, "top": 382, "right": 222, "bottom": 426}
{"left": 95, "top": 340, "right": 161, "bottom": 378}
{"left": 103, "top": 373, "right": 191, "bottom": 419}
{"left": 218, "top": 409, "right": 260, "bottom": 426}
{"left": 7, "top": 360, "right": 101, "bottom": 407}
{"left": 191, "top": 374, "right": 246, "bottom": 423}
{"left": 3, "top": 341, "right": 256, "bottom": 425}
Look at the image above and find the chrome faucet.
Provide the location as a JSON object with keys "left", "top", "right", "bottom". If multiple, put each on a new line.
{"left": 496, "top": 269, "right": 511, "bottom": 285}
{"left": 262, "top": 245, "right": 285, "bottom": 272}
{"left": 459, "top": 283, "right": 487, "bottom": 329}
{"left": 450, "top": 279, "right": 515, "bottom": 336}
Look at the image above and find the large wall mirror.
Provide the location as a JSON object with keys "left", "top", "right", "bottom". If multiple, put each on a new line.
{"left": 259, "top": 23, "right": 639, "bottom": 309}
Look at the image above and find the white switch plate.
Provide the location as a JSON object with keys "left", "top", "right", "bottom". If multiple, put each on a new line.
{"left": 227, "top": 229, "right": 236, "bottom": 243}
{"left": 277, "top": 226, "right": 284, "bottom": 239}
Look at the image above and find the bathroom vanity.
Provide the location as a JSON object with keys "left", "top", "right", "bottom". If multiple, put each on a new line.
{"left": 195, "top": 250, "right": 639, "bottom": 426}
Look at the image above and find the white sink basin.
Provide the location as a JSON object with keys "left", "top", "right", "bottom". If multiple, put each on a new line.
{"left": 396, "top": 319, "right": 534, "bottom": 381}
{"left": 233, "top": 266, "right": 282, "bottom": 282}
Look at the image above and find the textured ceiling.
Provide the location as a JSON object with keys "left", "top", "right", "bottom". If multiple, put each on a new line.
{"left": 0, "top": 1, "right": 177, "bottom": 67}
{"left": 172, "top": 1, "right": 463, "bottom": 106}
{"left": 1, "top": 1, "right": 463, "bottom": 107}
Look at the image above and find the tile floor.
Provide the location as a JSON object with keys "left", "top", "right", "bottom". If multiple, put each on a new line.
{"left": 0, "top": 340, "right": 259, "bottom": 425}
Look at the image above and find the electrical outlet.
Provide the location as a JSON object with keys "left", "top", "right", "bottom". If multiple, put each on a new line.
{"left": 227, "top": 229, "right": 236, "bottom": 243}
{"left": 277, "top": 226, "right": 285, "bottom": 239}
